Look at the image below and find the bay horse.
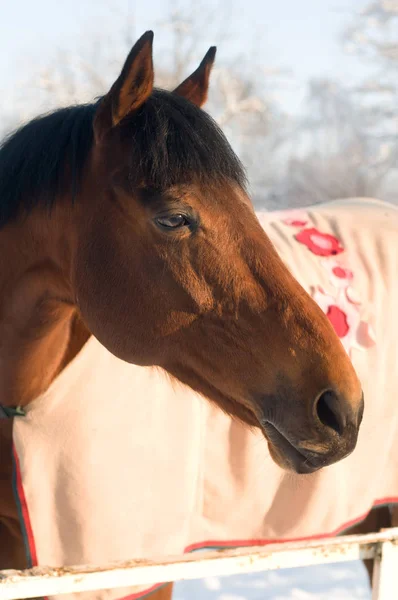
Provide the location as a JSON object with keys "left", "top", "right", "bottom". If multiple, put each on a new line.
{"left": 0, "top": 31, "right": 364, "bottom": 600}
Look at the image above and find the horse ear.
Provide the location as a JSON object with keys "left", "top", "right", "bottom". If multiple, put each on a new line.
{"left": 94, "top": 31, "right": 154, "bottom": 142}
{"left": 173, "top": 46, "right": 216, "bottom": 107}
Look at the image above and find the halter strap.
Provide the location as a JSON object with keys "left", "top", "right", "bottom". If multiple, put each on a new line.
{"left": 0, "top": 405, "right": 26, "bottom": 419}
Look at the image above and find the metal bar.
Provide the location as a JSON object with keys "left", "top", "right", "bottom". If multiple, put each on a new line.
{"left": 372, "top": 538, "right": 398, "bottom": 600}
{"left": 1, "top": 528, "right": 398, "bottom": 600}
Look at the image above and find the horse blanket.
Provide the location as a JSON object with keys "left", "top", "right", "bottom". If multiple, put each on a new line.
{"left": 10, "top": 197, "right": 398, "bottom": 600}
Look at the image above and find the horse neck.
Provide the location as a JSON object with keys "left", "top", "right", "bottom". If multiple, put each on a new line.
{"left": 0, "top": 206, "right": 90, "bottom": 408}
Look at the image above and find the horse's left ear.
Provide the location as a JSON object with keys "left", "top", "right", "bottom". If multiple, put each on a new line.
{"left": 94, "top": 31, "right": 154, "bottom": 142}
{"left": 173, "top": 46, "right": 216, "bottom": 107}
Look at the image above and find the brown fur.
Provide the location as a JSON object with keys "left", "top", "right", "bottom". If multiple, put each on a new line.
{"left": 148, "top": 584, "right": 174, "bottom": 600}
{"left": 0, "top": 31, "right": 364, "bottom": 596}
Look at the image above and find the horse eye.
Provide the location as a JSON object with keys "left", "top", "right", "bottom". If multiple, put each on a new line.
{"left": 155, "top": 214, "right": 189, "bottom": 230}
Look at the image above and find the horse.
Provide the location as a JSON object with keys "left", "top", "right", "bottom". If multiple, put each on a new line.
{"left": 0, "top": 31, "right": 365, "bottom": 600}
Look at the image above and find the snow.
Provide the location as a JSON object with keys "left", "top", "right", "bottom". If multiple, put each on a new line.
{"left": 173, "top": 560, "right": 371, "bottom": 600}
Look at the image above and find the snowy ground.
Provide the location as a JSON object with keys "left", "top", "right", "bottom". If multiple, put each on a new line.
{"left": 173, "top": 560, "right": 371, "bottom": 600}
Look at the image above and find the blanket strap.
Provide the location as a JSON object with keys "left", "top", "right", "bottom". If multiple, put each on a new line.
{"left": 0, "top": 405, "right": 26, "bottom": 419}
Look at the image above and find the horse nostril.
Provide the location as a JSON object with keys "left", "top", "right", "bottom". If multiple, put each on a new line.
{"left": 316, "top": 390, "right": 347, "bottom": 436}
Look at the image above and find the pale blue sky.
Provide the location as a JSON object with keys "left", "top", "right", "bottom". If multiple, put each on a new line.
{"left": 0, "top": 0, "right": 369, "bottom": 114}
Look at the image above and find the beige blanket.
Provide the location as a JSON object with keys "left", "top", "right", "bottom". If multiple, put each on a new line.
{"left": 12, "top": 197, "right": 398, "bottom": 600}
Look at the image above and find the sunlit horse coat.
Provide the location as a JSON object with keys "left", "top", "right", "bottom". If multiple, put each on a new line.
{"left": 12, "top": 197, "right": 398, "bottom": 600}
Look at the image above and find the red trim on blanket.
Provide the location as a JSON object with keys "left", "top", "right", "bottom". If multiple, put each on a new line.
{"left": 185, "top": 496, "right": 398, "bottom": 552}
{"left": 12, "top": 444, "right": 38, "bottom": 567}
{"left": 12, "top": 458, "right": 398, "bottom": 600}
{"left": 126, "top": 495, "right": 398, "bottom": 599}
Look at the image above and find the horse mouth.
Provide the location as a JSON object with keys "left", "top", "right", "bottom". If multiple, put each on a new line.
{"left": 261, "top": 422, "right": 325, "bottom": 475}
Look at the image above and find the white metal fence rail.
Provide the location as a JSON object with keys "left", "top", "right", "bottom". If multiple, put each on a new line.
{"left": 1, "top": 528, "right": 397, "bottom": 600}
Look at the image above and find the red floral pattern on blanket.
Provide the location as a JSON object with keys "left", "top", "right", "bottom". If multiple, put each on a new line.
{"left": 272, "top": 209, "right": 309, "bottom": 228}
{"left": 278, "top": 209, "right": 376, "bottom": 356}
{"left": 284, "top": 218, "right": 308, "bottom": 227}
{"left": 321, "top": 259, "right": 354, "bottom": 289}
{"left": 312, "top": 286, "right": 375, "bottom": 355}
{"left": 295, "top": 228, "right": 344, "bottom": 257}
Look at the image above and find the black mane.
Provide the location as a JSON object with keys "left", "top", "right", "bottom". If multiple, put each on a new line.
{"left": 0, "top": 89, "right": 246, "bottom": 228}
{"left": 0, "top": 103, "right": 97, "bottom": 227}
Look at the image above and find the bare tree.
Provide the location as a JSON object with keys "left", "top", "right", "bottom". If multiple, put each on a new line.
{"left": 342, "top": 0, "right": 398, "bottom": 188}
{"left": 1, "top": 3, "right": 286, "bottom": 207}
{"left": 265, "top": 1, "right": 398, "bottom": 210}
{"left": 267, "top": 76, "right": 396, "bottom": 209}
